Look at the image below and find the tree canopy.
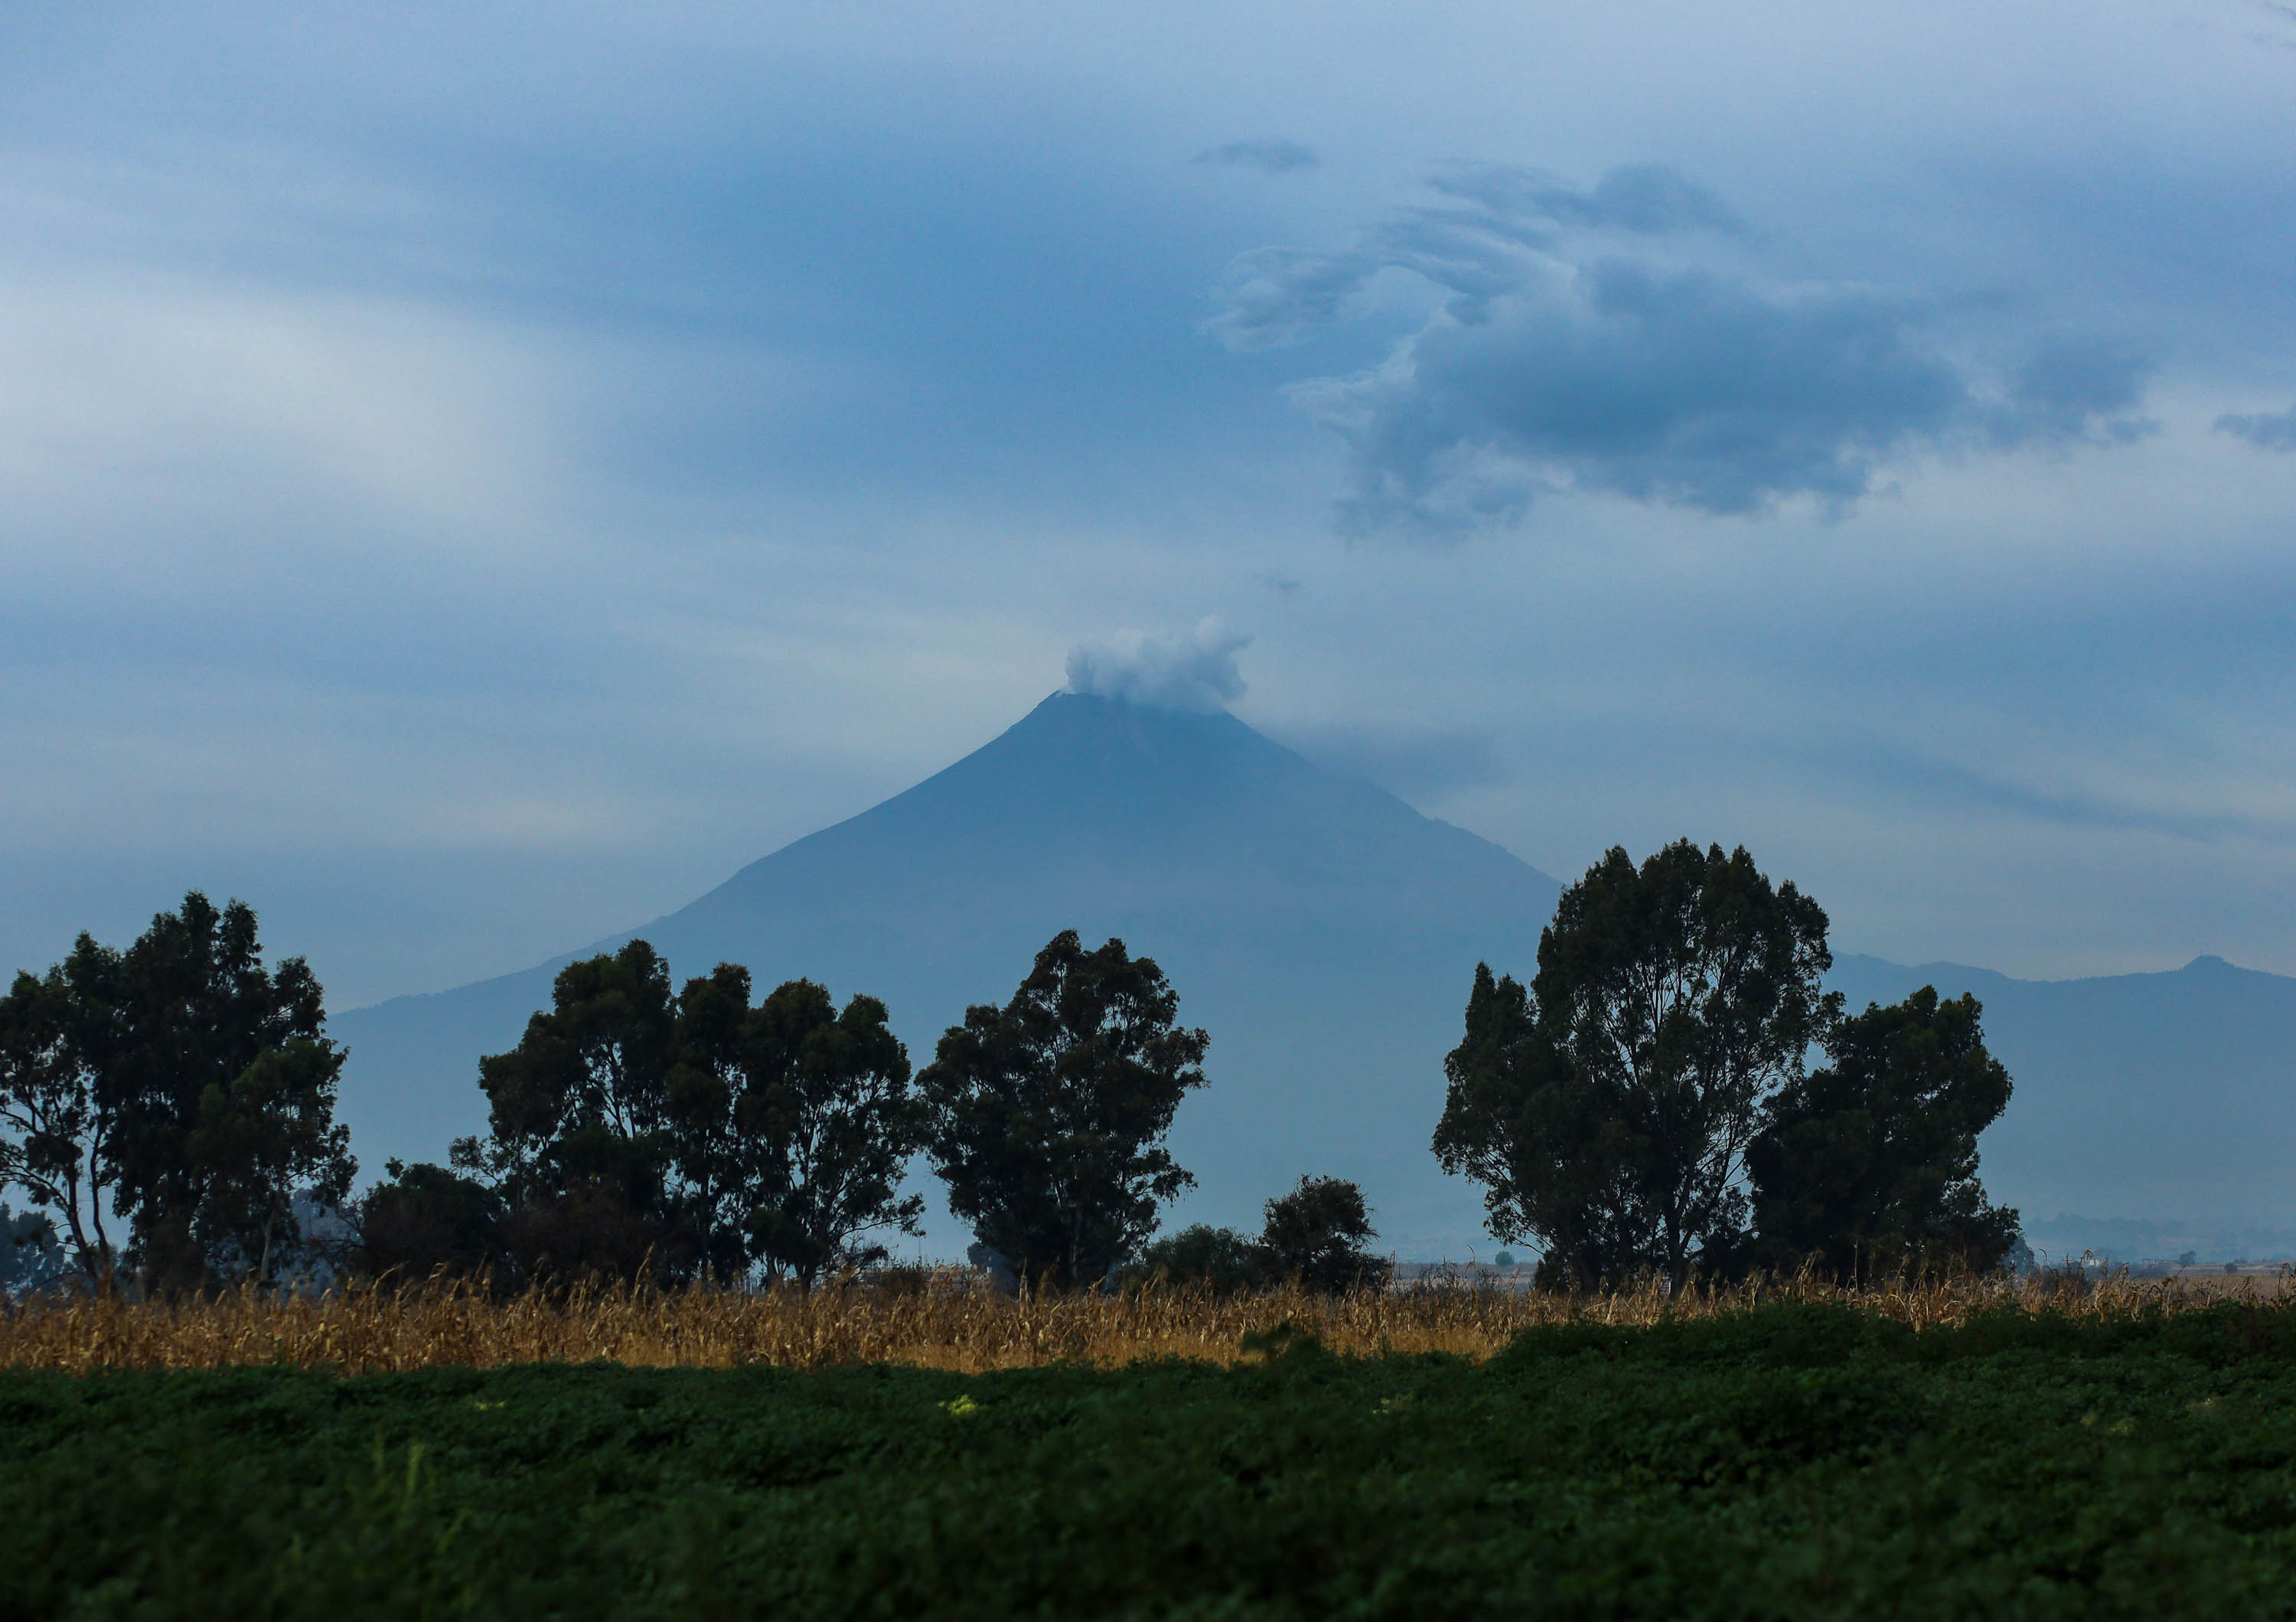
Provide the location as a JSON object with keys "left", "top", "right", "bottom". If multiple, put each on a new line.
{"left": 922, "top": 931, "right": 1208, "bottom": 1289}
{"left": 450, "top": 944, "right": 925, "bottom": 1284}
{"left": 1258, "top": 1174, "right": 1390, "bottom": 1292}
{"left": 1131, "top": 1174, "right": 1389, "bottom": 1294}
{"left": 1747, "top": 986, "right": 2020, "bottom": 1282}
{"left": 724, "top": 976, "right": 925, "bottom": 1283}
{"left": 1436, "top": 841, "right": 1835, "bottom": 1290}
{"left": 0, "top": 893, "right": 353, "bottom": 1291}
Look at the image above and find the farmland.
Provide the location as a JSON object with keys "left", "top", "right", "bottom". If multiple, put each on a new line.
{"left": 5, "top": 1280, "right": 2296, "bottom": 1618}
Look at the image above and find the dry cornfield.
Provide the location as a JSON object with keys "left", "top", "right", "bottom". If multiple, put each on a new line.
{"left": 1, "top": 1267, "right": 2279, "bottom": 1376}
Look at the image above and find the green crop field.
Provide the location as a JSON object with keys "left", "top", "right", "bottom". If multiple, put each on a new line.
{"left": 5, "top": 1301, "right": 2296, "bottom": 1620}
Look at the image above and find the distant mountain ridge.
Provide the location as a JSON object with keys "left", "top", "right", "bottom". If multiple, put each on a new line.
{"left": 1828, "top": 952, "right": 2296, "bottom": 1257}
{"left": 334, "top": 693, "right": 2296, "bottom": 1260}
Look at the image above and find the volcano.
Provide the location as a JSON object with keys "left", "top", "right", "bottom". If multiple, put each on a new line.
{"left": 334, "top": 693, "right": 1565, "bottom": 1257}
{"left": 334, "top": 690, "right": 2296, "bottom": 1261}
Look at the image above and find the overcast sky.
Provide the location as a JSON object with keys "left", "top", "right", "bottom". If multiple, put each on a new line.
{"left": 8, "top": 0, "right": 2296, "bottom": 1007}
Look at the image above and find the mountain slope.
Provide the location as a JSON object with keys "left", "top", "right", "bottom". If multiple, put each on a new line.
{"left": 334, "top": 694, "right": 1564, "bottom": 1255}
{"left": 1829, "top": 954, "right": 2296, "bottom": 1248}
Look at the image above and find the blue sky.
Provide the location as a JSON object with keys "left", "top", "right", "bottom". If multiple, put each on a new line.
{"left": 7, "top": 0, "right": 2296, "bottom": 1006}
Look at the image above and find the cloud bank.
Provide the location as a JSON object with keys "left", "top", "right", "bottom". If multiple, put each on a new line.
{"left": 1065, "top": 619, "right": 1251, "bottom": 711}
{"left": 1214, "top": 164, "right": 2157, "bottom": 534}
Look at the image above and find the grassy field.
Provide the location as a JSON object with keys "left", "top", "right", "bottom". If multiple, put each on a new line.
{"left": 5, "top": 1281, "right": 2296, "bottom": 1618}
{"left": 0, "top": 1268, "right": 2263, "bottom": 1374}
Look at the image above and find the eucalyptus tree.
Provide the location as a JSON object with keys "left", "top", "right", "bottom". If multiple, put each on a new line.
{"left": 458, "top": 940, "right": 683, "bottom": 1281}
{"left": 0, "top": 954, "right": 119, "bottom": 1287}
{"left": 0, "top": 893, "right": 353, "bottom": 1291}
{"left": 1436, "top": 841, "right": 1835, "bottom": 1290}
{"left": 1748, "top": 985, "right": 2020, "bottom": 1282}
{"left": 731, "top": 977, "right": 925, "bottom": 1284}
{"left": 924, "top": 931, "right": 1208, "bottom": 1289}
{"left": 459, "top": 945, "right": 927, "bottom": 1285}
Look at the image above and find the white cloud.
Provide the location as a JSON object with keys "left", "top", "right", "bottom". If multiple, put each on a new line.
{"left": 1065, "top": 618, "right": 1252, "bottom": 711}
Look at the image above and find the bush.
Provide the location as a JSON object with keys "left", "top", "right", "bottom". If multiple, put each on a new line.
{"left": 1130, "top": 1225, "right": 1265, "bottom": 1292}
{"left": 349, "top": 1160, "right": 503, "bottom": 1282}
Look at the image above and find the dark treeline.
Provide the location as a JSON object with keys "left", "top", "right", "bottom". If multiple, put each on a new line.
{"left": 2, "top": 839, "right": 2023, "bottom": 1296}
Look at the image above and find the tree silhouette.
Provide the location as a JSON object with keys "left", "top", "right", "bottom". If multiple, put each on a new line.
{"left": 458, "top": 940, "right": 682, "bottom": 1281}
{"left": 1, "top": 893, "right": 353, "bottom": 1291}
{"left": 1747, "top": 986, "right": 2020, "bottom": 1281}
{"left": 1258, "top": 1174, "right": 1389, "bottom": 1292}
{"left": 924, "top": 931, "right": 1207, "bottom": 1289}
{"left": 1436, "top": 842, "right": 1834, "bottom": 1291}
{"left": 729, "top": 977, "right": 925, "bottom": 1284}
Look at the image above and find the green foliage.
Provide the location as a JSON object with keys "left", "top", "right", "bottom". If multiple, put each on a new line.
{"left": 1748, "top": 986, "right": 2021, "bottom": 1282}
{"left": 351, "top": 1160, "right": 506, "bottom": 1282}
{"left": 12, "top": 1302, "right": 2296, "bottom": 1617}
{"left": 0, "top": 893, "right": 352, "bottom": 1291}
{"left": 1130, "top": 1222, "right": 1264, "bottom": 1291}
{"left": 716, "top": 976, "right": 925, "bottom": 1284}
{"left": 1436, "top": 842, "right": 1835, "bottom": 1291}
{"left": 453, "top": 947, "right": 925, "bottom": 1287}
{"left": 922, "top": 931, "right": 1208, "bottom": 1289}
{"left": 1257, "top": 1174, "right": 1391, "bottom": 1292}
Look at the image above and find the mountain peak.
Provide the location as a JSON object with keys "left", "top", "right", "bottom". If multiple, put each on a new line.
{"left": 334, "top": 684, "right": 1564, "bottom": 1258}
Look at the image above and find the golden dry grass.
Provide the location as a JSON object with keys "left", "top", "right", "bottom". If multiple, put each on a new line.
{"left": 1, "top": 1267, "right": 2280, "bottom": 1376}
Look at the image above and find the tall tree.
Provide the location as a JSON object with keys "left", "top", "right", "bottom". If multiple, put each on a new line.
{"left": 1433, "top": 965, "right": 1642, "bottom": 1289}
{"left": 0, "top": 953, "right": 121, "bottom": 1286}
{"left": 455, "top": 948, "right": 928, "bottom": 1286}
{"left": 1747, "top": 986, "right": 2020, "bottom": 1282}
{"left": 2, "top": 894, "right": 354, "bottom": 1291}
{"left": 663, "top": 961, "right": 757, "bottom": 1279}
{"left": 734, "top": 978, "right": 926, "bottom": 1284}
{"left": 185, "top": 1036, "right": 357, "bottom": 1284}
{"left": 458, "top": 941, "right": 681, "bottom": 1281}
{"left": 1435, "top": 842, "right": 1835, "bottom": 1291}
{"left": 922, "top": 931, "right": 1208, "bottom": 1289}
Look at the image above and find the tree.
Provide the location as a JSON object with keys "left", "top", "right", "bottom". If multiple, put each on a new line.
{"left": 108, "top": 893, "right": 351, "bottom": 1289}
{"left": 1746, "top": 986, "right": 2020, "bottom": 1282}
{"left": 350, "top": 1159, "right": 505, "bottom": 1282}
{"left": 185, "top": 1037, "right": 357, "bottom": 1284}
{"left": 0, "top": 956, "right": 120, "bottom": 1287}
{"left": 1258, "top": 1175, "right": 1390, "bottom": 1292}
{"left": 1435, "top": 841, "right": 1835, "bottom": 1291}
{"left": 662, "top": 961, "right": 756, "bottom": 1279}
{"left": 449, "top": 948, "right": 927, "bottom": 1287}
{"left": 458, "top": 941, "right": 682, "bottom": 1282}
{"left": 0, "top": 893, "right": 353, "bottom": 1292}
{"left": 923, "top": 931, "right": 1208, "bottom": 1289}
{"left": 1434, "top": 965, "right": 1641, "bottom": 1290}
{"left": 732, "top": 978, "right": 925, "bottom": 1284}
